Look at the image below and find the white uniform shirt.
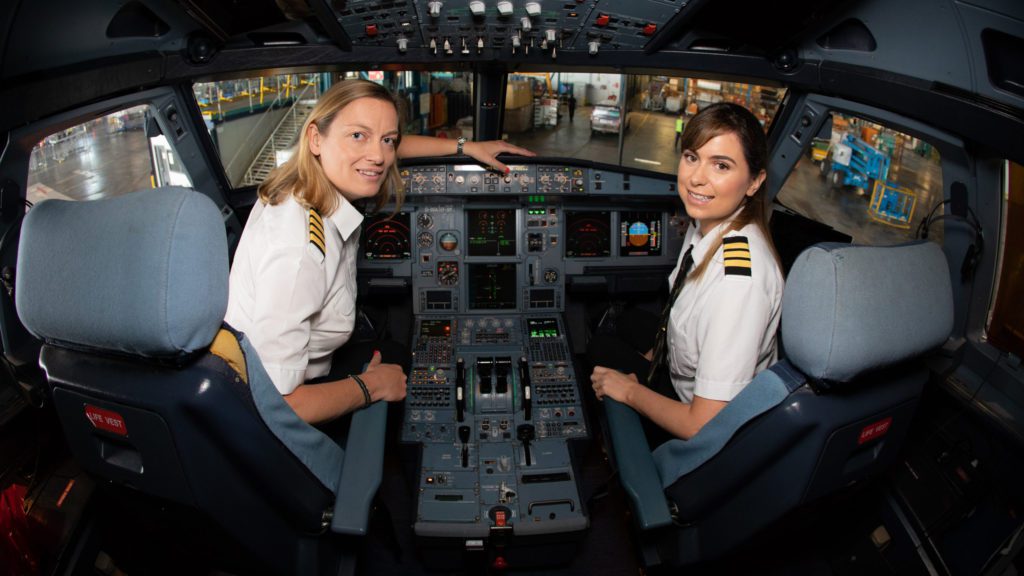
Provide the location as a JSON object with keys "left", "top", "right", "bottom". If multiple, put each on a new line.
{"left": 665, "top": 216, "right": 784, "bottom": 403}
{"left": 224, "top": 194, "right": 363, "bottom": 394}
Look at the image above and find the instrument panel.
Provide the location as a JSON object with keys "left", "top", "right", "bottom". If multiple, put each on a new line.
{"left": 362, "top": 163, "right": 685, "bottom": 314}
{"left": 404, "top": 314, "right": 589, "bottom": 541}
{"left": 365, "top": 162, "right": 682, "bottom": 564}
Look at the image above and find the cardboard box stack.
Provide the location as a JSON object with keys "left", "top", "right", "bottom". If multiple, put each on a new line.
{"left": 504, "top": 80, "right": 534, "bottom": 133}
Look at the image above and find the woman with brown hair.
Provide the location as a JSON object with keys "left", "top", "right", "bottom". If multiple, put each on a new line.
{"left": 225, "top": 79, "right": 533, "bottom": 424}
{"left": 589, "top": 102, "right": 783, "bottom": 446}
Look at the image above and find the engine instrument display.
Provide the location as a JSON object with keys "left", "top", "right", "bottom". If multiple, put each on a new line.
{"left": 619, "top": 211, "right": 663, "bottom": 257}
{"left": 564, "top": 211, "right": 611, "bottom": 258}
{"left": 467, "top": 263, "right": 517, "bottom": 310}
{"left": 527, "top": 317, "right": 560, "bottom": 338}
{"left": 363, "top": 212, "right": 411, "bottom": 260}
{"left": 467, "top": 209, "right": 516, "bottom": 257}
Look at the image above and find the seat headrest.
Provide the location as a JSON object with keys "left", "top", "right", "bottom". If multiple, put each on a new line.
{"left": 16, "top": 187, "right": 228, "bottom": 358}
{"left": 781, "top": 242, "right": 953, "bottom": 383}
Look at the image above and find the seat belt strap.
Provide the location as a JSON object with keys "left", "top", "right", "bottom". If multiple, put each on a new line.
{"left": 209, "top": 328, "right": 248, "bottom": 384}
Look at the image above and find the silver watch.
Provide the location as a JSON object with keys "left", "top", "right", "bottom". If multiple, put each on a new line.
{"left": 456, "top": 136, "right": 467, "bottom": 155}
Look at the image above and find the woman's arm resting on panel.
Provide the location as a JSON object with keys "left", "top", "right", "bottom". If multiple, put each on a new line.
{"left": 284, "top": 351, "right": 407, "bottom": 425}
{"left": 590, "top": 366, "right": 726, "bottom": 440}
{"left": 398, "top": 135, "right": 535, "bottom": 172}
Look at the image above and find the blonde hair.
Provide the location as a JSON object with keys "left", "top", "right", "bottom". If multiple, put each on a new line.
{"left": 258, "top": 79, "right": 405, "bottom": 215}
{"left": 680, "top": 103, "right": 779, "bottom": 280}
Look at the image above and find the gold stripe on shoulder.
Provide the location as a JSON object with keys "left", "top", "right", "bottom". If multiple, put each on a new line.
{"left": 723, "top": 235, "right": 752, "bottom": 276}
{"left": 309, "top": 209, "right": 326, "bottom": 257}
{"left": 309, "top": 210, "right": 324, "bottom": 234}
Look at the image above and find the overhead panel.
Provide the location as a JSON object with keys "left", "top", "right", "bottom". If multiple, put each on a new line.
{"left": 335, "top": 0, "right": 424, "bottom": 47}
{"left": 328, "top": 0, "right": 681, "bottom": 56}
{"left": 575, "top": 0, "right": 678, "bottom": 51}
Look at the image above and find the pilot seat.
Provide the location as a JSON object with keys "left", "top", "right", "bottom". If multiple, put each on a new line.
{"left": 14, "top": 187, "right": 385, "bottom": 576}
{"left": 602, "top": 241, "right": 954, "bottom": 567}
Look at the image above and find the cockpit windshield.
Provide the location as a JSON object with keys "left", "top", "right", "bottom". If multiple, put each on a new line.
{"left": 504, "top": 72, "right": 786, "bottom": 175}
{"left": 193, "top": 70, "right": 476, "bottom": 189}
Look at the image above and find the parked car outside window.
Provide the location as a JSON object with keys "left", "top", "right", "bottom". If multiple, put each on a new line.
{"left": 591, "top": 105, "right": 621, "bottom": 135}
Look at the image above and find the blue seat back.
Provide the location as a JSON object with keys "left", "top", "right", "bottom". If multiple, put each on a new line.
{"left": 14, "top": 188, "right": 380, "bottom": 575}
{"left": 607, "top": 241, "right": 953, "bottom": 566}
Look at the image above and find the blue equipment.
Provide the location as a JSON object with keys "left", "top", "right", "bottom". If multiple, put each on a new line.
{"left": 828, "top": 133, "right": 890, "bottom": 190}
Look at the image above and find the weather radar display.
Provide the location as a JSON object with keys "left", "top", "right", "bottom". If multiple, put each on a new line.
{"left": 565, "top": 211, "right": 611, "bottom": 258}
{"left": 363, "top": 212, "right": 411, "bottom": 260}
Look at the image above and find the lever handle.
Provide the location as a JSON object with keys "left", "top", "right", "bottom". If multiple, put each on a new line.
{"left": 459, "top": 425, "right": 471, "bottom": 467}
{"left": 517, "top": 424, "right": 536, "bottom": 466}
{"left": 518, "top": 357, "right": 532, "bottom": 420}
{"left": 456, "top": 358, "right": 466, "bottom": 422}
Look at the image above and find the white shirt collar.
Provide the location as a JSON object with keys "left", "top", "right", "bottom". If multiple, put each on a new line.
{"left": 329, "top": 195, "right": 364, "bottom": 241}
{"left": 688, "top": 205, "right": 746, "bottom": 263}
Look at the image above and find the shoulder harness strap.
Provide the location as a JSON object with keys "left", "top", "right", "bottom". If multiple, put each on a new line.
{"left": 722, "top": 236, "right": 752, "bottom": 277}
{"left": 209, "top": 327, "right": 248, "bottom": 384}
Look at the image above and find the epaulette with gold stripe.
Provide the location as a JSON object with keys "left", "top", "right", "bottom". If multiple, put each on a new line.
{"left": 308, "top": 209, "right": 326, "bottom": 257}
{"left": 722, "top": 236, "right": 752, "bottom": 276}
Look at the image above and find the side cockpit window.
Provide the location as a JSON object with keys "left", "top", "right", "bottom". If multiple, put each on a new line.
{"left": 776, "top": 112, "right": 944, "bottom": 246}
{"left": 987, "top": 161, "right": 1024, "bottom": 358}
{"left": 27, "top": 105, "right": 192, "bottom": 205}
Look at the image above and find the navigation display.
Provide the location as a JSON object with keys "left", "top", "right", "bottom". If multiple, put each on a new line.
{"left": 619, "top": 211, "right": 663, "bottom": 257}
{"left": 565, "top": 211, "right": 611, "bottom": 258}
{"left": 467, "top": 209, "right": 516, "bottom": 256}
{"left": 363, "top": 212, "right": 411, "bottom": 260}
{"left": 467, "top": 263, "right": 517, "bottom": 310}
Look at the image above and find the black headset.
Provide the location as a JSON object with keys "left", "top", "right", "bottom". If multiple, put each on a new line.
{"left": 916, "top": 197, "right": 984, "bottom": 283}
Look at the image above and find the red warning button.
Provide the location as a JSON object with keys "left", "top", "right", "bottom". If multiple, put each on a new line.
{"left": 85, "top": 404, "right": 128, "bottom": 436}
{"left": 857, "top": 416, "right": 892, "bottom": 445}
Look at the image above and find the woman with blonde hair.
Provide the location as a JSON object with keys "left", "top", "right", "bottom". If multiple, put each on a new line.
{"left": 226, "top": 79, "right": 533, "bottom": 424}
{"left": 588, "top": 103, "right": 783, "bottom": 446}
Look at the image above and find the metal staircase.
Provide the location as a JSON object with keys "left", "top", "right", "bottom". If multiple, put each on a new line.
{"left": 239, "top": 84, "right": 317, "bottom": 186}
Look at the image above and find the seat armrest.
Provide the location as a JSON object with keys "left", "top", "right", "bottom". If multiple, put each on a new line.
{"left": 603, "top": 399, "right": 672, "bottom": 529}
{"left": 330, "top": 401, "right": 387, "bottom": 535}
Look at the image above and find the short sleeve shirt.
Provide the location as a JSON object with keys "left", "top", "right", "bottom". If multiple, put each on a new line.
{"left": 666, "top": 217, "right": 784, "bottom": 403}
{"left": 224, "top": 194, "right": 363, "bottom": 394}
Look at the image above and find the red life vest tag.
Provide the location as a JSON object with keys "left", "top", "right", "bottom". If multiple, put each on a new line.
{"left": 857, "top": 416, "right": 892, "bottom": 445}
{"left": 85, "top": 404, "right": 128, "bottom": 436}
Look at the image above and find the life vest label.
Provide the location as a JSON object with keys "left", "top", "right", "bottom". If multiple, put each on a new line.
{"left": 858, "top": 416, "right": 892, "bottom": 445}
{"left": 84, "top": 404, "right": 128, "bottom": 436}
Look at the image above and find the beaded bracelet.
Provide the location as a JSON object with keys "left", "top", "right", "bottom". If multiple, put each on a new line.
{"left": 350, "top": 373, "right": 372, "bottom": 407}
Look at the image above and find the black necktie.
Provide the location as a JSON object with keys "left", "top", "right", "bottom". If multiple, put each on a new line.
{"left": 647, "top": 246, "right": 694, "bottom": 384}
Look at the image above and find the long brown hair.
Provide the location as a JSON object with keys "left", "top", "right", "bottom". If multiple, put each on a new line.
{"left": 680, "top": 102, "right": 778, "bottom": 279}
{"left": 258, "top": 79, "right": 405, "bottom": 215}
